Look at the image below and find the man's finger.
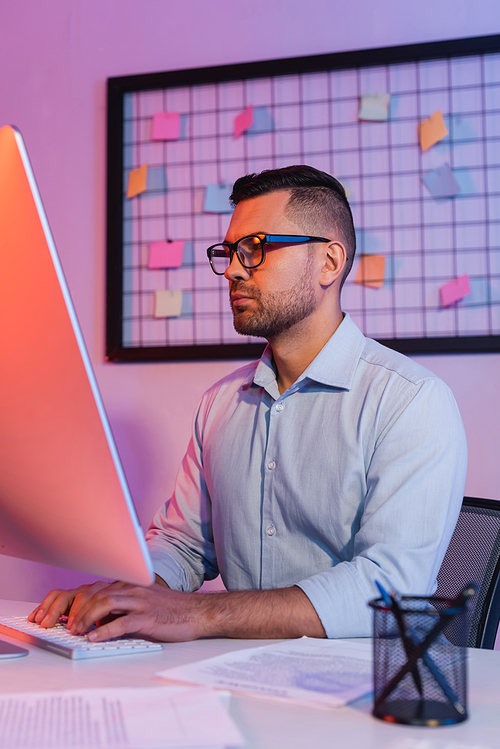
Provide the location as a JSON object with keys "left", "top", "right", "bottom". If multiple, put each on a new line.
{"left": 66, "top": 582, "right": 117, "bottom": 630}
{"left": 87, "top": 613, "right": 143, "bottom": 642}
{"left": 28, "top": 590, "right": 66, "bottom": 623}
{"left": 69, "top": 588, "right": 140, "bottom": 635}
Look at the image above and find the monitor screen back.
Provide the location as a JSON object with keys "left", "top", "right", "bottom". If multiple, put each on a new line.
{"left": 0, "top": 125, "right": 154, "bottom": 586}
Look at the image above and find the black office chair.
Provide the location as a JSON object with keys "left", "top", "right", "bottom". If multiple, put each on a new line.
{"left": 434, "top": 496, "right": 500, "bottom": 649}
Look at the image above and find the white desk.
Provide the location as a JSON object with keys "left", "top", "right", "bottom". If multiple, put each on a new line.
{"left": 1, "top": 599, "right": 498, "bottom": 749}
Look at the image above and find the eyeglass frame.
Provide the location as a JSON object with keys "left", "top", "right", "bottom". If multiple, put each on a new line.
{"left": 206, "top": 233, "right": 332, "bottom": 275}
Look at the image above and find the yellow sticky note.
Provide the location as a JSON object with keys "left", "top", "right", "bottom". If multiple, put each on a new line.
{"left": 127, "top": 164, "right": 148, "bottom": 198}
{"left": 154, "top": 289, "right": 183, "bottom": 318}
{"left": 418, "top": 110, "right": 448, "bottom": 152}
{"left": 354, "top": 255, "right": 385, "bottom": 288}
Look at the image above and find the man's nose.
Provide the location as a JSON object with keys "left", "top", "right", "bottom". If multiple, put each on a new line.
{"left": 224, "top": 252, "right": 251, "bottom": 282}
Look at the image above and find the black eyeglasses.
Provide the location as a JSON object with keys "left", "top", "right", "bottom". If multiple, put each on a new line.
{"left": 207, "top": 234, "right": 331, "bottom": 275}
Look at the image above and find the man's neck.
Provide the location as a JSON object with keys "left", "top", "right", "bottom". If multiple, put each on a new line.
{"left": 269, "top": 311, "right": 344, "bottom": 395}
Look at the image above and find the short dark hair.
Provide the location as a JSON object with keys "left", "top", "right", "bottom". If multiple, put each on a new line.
{"left": 230, "top": 165, "right": 356, "bottom": 287}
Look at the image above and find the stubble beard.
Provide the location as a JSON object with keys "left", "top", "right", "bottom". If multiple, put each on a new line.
{"left": 230, "top": 257, "right": 318, "bottom": 339}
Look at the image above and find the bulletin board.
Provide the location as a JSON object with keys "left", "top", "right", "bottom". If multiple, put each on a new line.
{"left": 106, "top": 34, "right": 500, "bottom": 362}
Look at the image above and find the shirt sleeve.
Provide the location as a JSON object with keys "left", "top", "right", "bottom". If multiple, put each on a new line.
{"left": 296, "top": 377, "right": 468, "bottom": 639}
{"left": 145, "top": 399, "right": 218, "bottom": 591}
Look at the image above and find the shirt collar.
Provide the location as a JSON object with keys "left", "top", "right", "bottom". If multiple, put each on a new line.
{"left": 250, "top": 313, "right": 366, "bottom": 394}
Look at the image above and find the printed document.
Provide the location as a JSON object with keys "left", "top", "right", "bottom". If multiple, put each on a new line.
{"left": 0, "top": 685, "right": 242, "bottom": 749}
{"left": 158, "top": 637, "right": 373, "bottom": 708}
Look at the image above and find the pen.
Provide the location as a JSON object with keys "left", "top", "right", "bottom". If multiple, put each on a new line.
{"left": 375, "top": 581, "right": 423, "bottom": 698}
{"left": 373, "top": 583, "right": 475, "bottom": 715}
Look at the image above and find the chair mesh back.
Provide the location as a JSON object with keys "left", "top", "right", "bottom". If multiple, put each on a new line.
{"left": 434, "top": 499, "right": 500, "bottom": 648}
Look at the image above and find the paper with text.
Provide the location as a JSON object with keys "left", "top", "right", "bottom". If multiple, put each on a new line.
{"left": 0, "top": 686, "right": 242, "bottom": 749}
{"left": 158, "top": 638, "right": 372, "bottom": 708}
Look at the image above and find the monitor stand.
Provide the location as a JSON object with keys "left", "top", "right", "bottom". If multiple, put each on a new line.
{"left": 0, "top": 639, "right": 28, "bottom": 658}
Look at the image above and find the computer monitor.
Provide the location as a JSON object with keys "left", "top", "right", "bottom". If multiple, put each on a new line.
{"left": 0, "top": 125, "right": 155, "bottom": 588}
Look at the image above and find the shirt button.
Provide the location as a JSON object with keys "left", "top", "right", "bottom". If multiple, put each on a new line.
{"left": 268, "top": 460, "right": 275, "bottom": 470}
{"left": 267, "top": 525, "right": 276, "bottom": 536}
{"left": 275, "top": 403, "right": 284, "bottom": 412}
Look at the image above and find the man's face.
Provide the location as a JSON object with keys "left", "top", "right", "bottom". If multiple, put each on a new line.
{"left": 223, "top": 191, "right": 321, "bottom": 340}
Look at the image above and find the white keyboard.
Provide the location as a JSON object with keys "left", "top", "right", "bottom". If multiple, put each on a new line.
{"left": 0, "top": 616, "right": 163, "bottom": 660}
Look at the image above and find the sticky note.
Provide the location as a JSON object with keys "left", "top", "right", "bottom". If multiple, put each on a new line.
{"left": 440, "top": 275, "right": 471, "bottom": 306}
{"left": 354, "top": 254, "right": 385, "bottom": 288}
{"left": 154, "top": 289, "right": 183, "bottom": 317}
{"left": 234, "top": 105, "right": 253, "bottom": 138}
{"left": 126, "top": 164, "right": 147, "bottom": 198}
{"left": 449, "top": 114, "right": 476, "bottom": 141}
{"left": 418, "top": 110, "right": 448, "bottom": 152}
{"left": 149, "top": 240, "right": 184, "bottom": 269}
{"left": 151, "top": 111, "right": 181, "bottom": 141}
{"left": 246, "top": 106, "right": 274, "bottom": 134}
{"left": 358, "top": 94, "right": 390, "bottom": 121}
{"left": 422, "top": 163, "right": 460, "bottom": 199}
{"left": 204, "top": 184, "right": 233, "bottom": 213}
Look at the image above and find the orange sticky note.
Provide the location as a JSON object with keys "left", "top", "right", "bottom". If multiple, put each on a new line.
{"left": 354, "top": 255, "right": 385, "bottom": 288}
{"left": 418, "top": 110, "right": 448, "bottom": 152}
{"left": 149, "top": 240, "right": 184, "bottom": 269}
{"left": 234, "top": 105, "right": 253, "bottom": 138}
{"left": 151, "top": 111, "right": 181, "bottom": 140}
{"left": 439, "top": 275, "right": 471, "bottom": 306}
{"left": 126, "top": 164, "right": 148, "bottom": 198}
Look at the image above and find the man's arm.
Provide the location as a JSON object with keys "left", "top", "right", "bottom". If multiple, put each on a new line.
{"left": 29, "top": 582, "right": 326, "bottom": 641}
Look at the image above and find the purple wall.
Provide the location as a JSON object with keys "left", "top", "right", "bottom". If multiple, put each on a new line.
{"left": 0, "top": 0, "right": 499, "bottom": 606}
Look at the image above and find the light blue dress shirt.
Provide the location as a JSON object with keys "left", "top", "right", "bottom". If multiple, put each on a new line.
{"left": 146, "top": 314, "right": 467, "bottom": 637}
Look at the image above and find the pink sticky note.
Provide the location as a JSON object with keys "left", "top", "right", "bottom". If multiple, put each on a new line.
{"left": 151, "top": 112, "right": 181, "bottom": 141}
{"left": 439, "top": 274, "right": 471, "bottom": 306}
{"left": 148, "top": 240, "right": 184, "bottom": 269}
{"left": 234, "top": 105, "right": 253, "bottom": 138}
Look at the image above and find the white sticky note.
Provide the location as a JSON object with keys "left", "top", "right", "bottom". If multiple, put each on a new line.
{"left": 359, "top": 94, "right": 390, "bottom": 121}
{"left": 154, "top": 289, "right": 183, "bottom": 318}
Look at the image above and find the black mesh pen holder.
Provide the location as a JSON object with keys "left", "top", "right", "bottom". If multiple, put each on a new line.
{"left": 369, "top": 596, "right": 468, "bottom": 726}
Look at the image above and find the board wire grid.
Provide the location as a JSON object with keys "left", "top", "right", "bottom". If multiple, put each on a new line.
{"left": 106, "top": 35, "right": 500, "bottom": 361}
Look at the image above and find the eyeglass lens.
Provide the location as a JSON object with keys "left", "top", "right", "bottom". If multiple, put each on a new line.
{"left": 210, "top": 236, "right": 263, "bottom": 274}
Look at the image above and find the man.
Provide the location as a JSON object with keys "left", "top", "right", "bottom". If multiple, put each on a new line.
{"left": 29, "top": 165, "right": 467, "bottom": 642}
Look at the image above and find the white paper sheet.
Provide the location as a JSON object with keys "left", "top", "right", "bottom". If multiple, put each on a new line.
{"left": 0, "top": 686, "right": 243, "bottom": 749}
{"left": 158, "top": 637, "right": 373, "bottom": 708}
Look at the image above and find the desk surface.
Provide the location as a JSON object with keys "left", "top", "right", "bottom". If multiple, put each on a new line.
{"left": 0, "top": 599, "right": 498, "bottom": 749}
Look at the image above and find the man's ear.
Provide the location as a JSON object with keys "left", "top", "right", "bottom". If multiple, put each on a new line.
{"left": 319, "top": 241, "right": 347, "bottom": 288}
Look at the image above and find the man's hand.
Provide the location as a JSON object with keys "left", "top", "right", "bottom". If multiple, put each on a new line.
{"left": 29, "top": 582, "right": 326, "bottom": 642}
{"left": 28, "top": 581, "right": 113, "bottom": 629}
